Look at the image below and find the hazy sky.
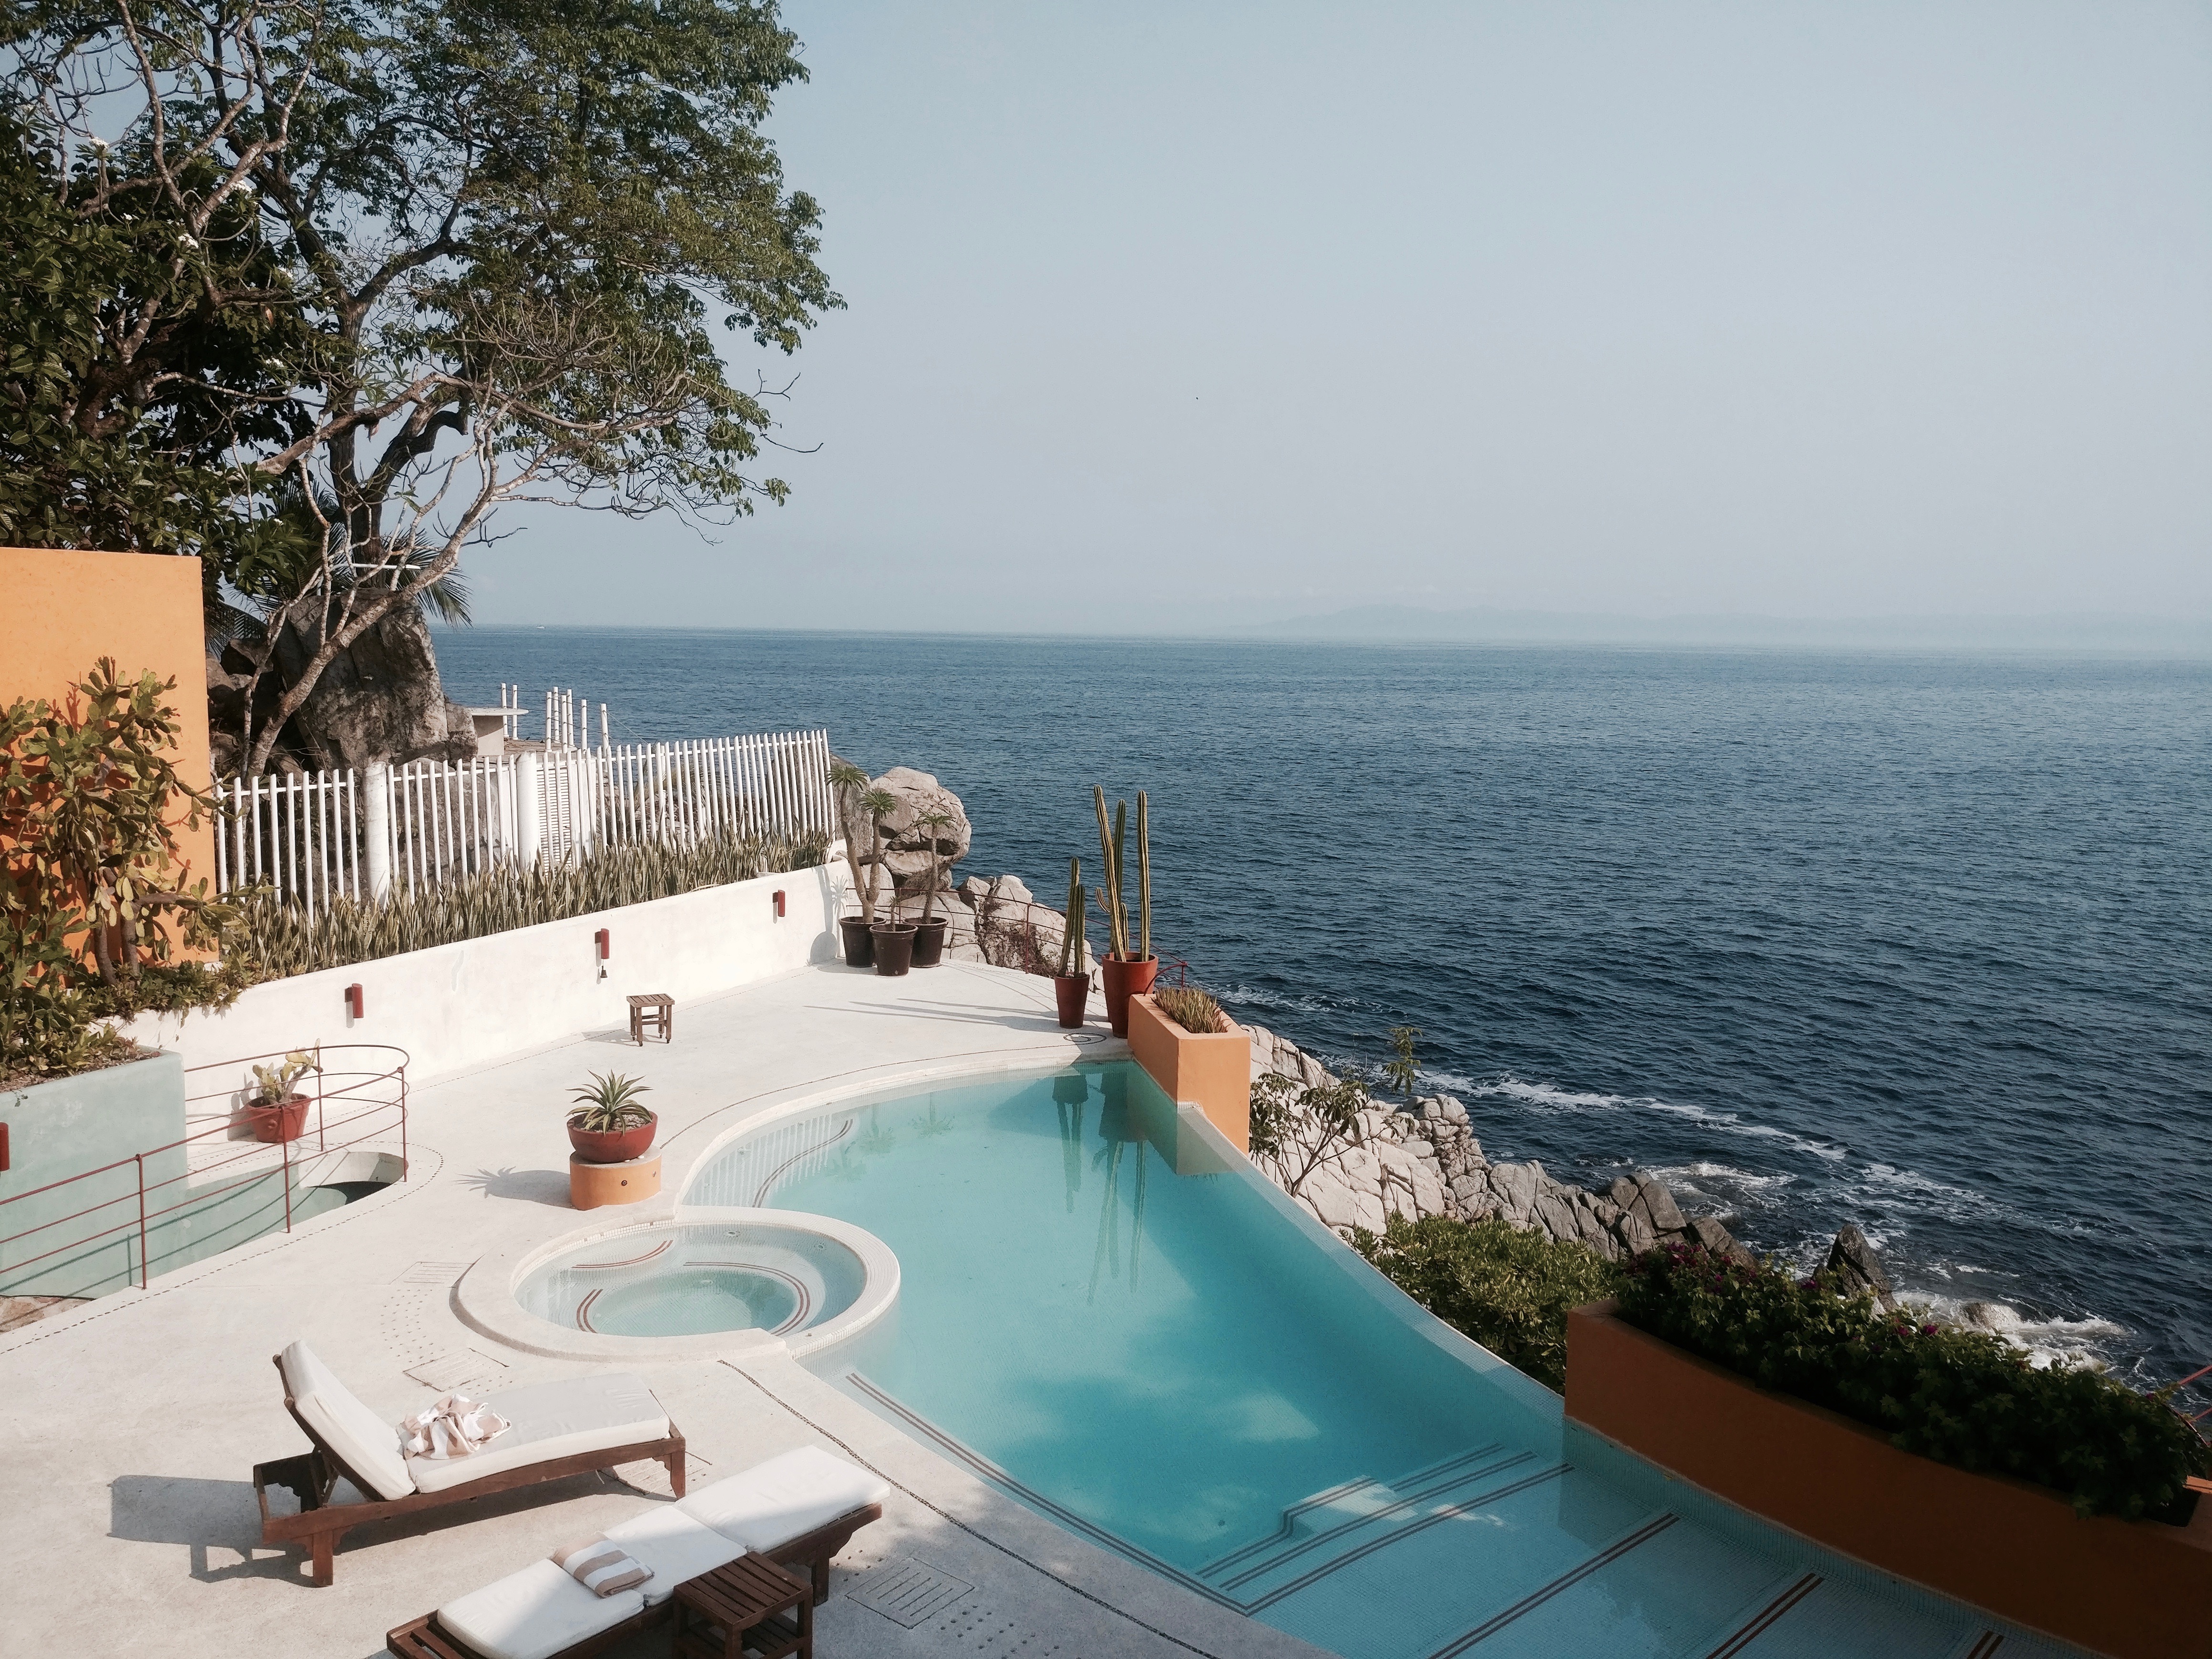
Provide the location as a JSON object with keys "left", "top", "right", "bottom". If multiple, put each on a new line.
{"left": 464, "top": 1, "right": 2212, "bottom": 634}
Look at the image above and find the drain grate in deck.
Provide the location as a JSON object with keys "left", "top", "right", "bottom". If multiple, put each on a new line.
{"left": 846, "top": 1556, "right": 974, "bottom": 1628}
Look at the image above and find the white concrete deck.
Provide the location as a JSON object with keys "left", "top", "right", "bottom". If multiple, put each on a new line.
{"left": 0, "top": 960, "right": 1328, "bottom": 1659}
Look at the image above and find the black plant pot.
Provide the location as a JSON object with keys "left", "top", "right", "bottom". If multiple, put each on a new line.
{"left": 911, "top": 916, "right": 948, "bottom": 968}
{"left": 870, "top": 922, "right": 917, "bottom": 976}
{"left": 839, "top": 916, "right": 875, "bottom": 968}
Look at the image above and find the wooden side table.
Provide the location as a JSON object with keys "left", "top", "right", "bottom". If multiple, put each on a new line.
{"left": 672, "top": 1554, "right": 812, "bottom": 1659}
{"left": 628, "top": 992, "right": 674, "bottom": 1045}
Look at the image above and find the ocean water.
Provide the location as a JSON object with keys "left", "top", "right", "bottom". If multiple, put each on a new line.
{"left": 437, "top": 627, "right": 2212, "bottom": 1390}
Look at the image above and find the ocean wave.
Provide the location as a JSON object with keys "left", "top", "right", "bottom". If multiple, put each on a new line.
{"left": 1214, "top": 984, "right": 1353, "bottom": 1016}
{"left": 1464, "top": 1075, "right": 1850, "bottom": 1163}
{"left": 1901, "top": 1292, "right": 2126, "bottom": 1368}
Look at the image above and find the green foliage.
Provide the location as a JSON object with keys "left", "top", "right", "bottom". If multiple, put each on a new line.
{"left": 234, "top": 828, "right": 825, "bottom": 978}
{"left": 1618, "top": 1244, "right": 2212, "bottom": 1519}
{"left": 566, "top": 1071, "right": 652, "bottom": 1130}
{"left": 248, "top": 1050, "right": 320, "bottom": 1105}
{"left": 1248, "top": 1069, "right": 1372, "bottom": 1196}
{"left": 1383, "top": 1025, "right": 1420, "bottom": 1105}
{"left": 0, "top": 112, "right": 307, "bottom": 575}
{"left": 1355, "top": 1214, "right": 1627, "bottom": 1394}
{"left": 8, "top": 0, "right": 840, "bottom": 768}
{"left": 1152, "top": 984, "right": 1225, "bottom": 1035}
{"left": 1, "top": 661, "right": 245, "bottom": 1080}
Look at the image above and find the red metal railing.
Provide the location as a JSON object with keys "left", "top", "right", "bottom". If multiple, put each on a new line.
{"left": 0, "top": 1044, "right": 408, "bottom": 1294}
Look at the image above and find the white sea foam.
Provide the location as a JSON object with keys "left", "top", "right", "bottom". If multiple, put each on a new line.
{"left": 1214, "top": 984, "right": 1349, "bottom": 1016}
{"left": 1465, "top": 1075, "right": 1850, "bottom": 1163}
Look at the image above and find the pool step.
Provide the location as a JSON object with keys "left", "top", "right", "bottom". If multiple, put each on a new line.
{"left": 1197, "top": 1444, "right": 1513, "bottom": 1586}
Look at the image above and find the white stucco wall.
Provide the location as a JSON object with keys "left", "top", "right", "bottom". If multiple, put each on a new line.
{"left": 120, "top": 864, "right": 842, "bottom": 1081}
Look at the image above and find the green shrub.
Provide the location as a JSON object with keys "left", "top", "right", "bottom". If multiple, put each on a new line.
{"left": 1354, "top": 1213, "right": 1626, "bottom": 1393}
{"left": 3, "top": 661, "right": 246, "bottom": 1082}
{"left": 1618, "top": 1243, "right": 2210, "bottom": 1520}
{"left": 235, "top": 828, "right": 827, "bottom": 979}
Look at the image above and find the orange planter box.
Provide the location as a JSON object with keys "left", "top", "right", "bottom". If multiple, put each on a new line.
{"left": 1564, "top": 1300, "right": 2212, "bottom": 1659}
{"left": 1126, "top": 994, "right": 1250, "bottom": 1152}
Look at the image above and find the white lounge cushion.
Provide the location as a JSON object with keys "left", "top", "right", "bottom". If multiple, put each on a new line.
{"left": 603, "top": 1506, "right": 746, "bottom": 1605}
{"left": 409, "top": 1372, "right": 669, "bottom": 1495}
{"left": 436, "top": 1558, "right": 643, "bottom": 1659}
{"left": 676, "top": 1446, "right": 889, "bottom": 1551}
{"left": 277, "top": 1340, "right": 413, "bottom": 1502}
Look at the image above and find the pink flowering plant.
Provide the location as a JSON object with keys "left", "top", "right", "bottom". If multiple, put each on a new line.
{"left": 1616, "top": 1242, "right": 2208, "bottom": 1520}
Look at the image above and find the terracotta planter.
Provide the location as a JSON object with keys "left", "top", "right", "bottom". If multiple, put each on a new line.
{"left": 1126, "top": 994, "right": 1250, "bottom": 1151}
{"left": 911, "top": 915, "right": 948, "bottom": 967}
{"left": 1564, "top": 1300, "right": 2212, "bottom": 1659}
{"left": 838, "top": 916, "right": 875, "bottom": 968}
{"left": 248, "top": 1094, "right": 311, "bottom": 1144}
{"left": 1053, "top": 973, "right": 1089, "bottom": 1028}
{"left": 870, "top": 922, "right": 916, "bottom": 976}
{"left": 567, "top": 1114, "right": 657, "bottom": 1165}
{"left": 1100, "top": 953, "right": 1158, "bottom": 1036}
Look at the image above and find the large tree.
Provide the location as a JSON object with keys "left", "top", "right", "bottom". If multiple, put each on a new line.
{"left": 4, "top": 0, "right": 837, "bottom": 772}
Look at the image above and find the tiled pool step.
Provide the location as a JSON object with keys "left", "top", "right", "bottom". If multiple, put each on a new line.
{"left": 839, "top": 1379, "right": 2091, "bottom": 1659}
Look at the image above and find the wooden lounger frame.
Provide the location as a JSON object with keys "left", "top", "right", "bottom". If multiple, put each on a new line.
{"left": 382, "top": 1503, "right": 884, "bottom": 1659}
{"left": 255, "top": 1355, "right": 688, "bottom": 1586}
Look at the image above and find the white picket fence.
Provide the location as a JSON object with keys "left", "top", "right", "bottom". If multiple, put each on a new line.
{"left": 215, "top": 729, "right": 836, "bottom": 913}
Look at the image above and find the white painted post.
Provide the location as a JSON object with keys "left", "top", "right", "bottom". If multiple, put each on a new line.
{"left": 363, "top": 762, "right": 393, "bottom": 901}
{"left": 517, "top": 751, "right": 543, "bottom": 868}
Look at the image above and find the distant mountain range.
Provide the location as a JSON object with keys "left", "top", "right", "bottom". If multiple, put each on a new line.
{"left": 1240, "top": 606, "right": 2212, "bottom": 652}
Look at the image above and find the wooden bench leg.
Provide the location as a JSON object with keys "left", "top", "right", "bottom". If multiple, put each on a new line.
{"left": 310, "top": 1528, "right": 335, "bottom": 1587}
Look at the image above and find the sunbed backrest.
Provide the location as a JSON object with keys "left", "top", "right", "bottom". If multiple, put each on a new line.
{"left": 276, "top": 1340, "right": 415, "bottom": 1500}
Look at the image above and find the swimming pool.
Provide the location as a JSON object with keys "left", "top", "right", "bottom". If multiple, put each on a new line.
{"left": 687, "top": 1063, "right": 2083, "bottom": 1659}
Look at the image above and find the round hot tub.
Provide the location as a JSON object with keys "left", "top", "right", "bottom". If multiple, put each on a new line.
{"left": 463, "top": 1208, "right": 897, "bottom": 1362}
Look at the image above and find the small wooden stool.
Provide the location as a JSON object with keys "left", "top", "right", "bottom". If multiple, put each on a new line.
{"left": 627, "top": 992, "right": 674, "bottom": 1045}
{"left": 672, "top": 1554, "right": 812, "bottom": 1659}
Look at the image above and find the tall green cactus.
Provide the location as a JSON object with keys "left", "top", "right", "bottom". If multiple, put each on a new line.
{"left": 1136, "top": 791, "right": 1150, "bottom": 961}
{"left": 1090, "top": 785, "right": 1153, "bottom": 962}
{"left": 1058, "top": 857, "right": 1087, "bottom": 977}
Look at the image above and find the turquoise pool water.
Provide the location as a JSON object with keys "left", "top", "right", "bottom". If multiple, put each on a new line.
{"left": 688, "top": 1064, "right": 2083, "bottom": 1659}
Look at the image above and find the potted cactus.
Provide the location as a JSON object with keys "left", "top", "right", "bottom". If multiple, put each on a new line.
{"left": 910, "top": 796, "right": 959, "bottom": 968}
{"left": 1093, "top": 787, "right": 1158, "bottom": 1036}
{"left": 566, "top": 1071, "right": 656, "bottom": 1163}
{"left": 829, "top": 763, "right": 897, "bottom": 967}
{"left": 245, "top": 1051, "right": 319, "bottom": 1143}
{"left": 1054, "top": 856, "right": 1090, "bottom": 1027}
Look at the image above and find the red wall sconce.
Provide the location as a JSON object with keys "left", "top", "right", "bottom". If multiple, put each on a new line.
{"left": 1, "top": 1122, "right": 10, "bottom": 1173}
{"left": 594, "top": 928, "right": 611, "bottom": 960}
{"left": 345, "top": 983, "right": 365, "bottom": 1020}
{"left": 773, "top": 890, "right": 786, "bottom": 919}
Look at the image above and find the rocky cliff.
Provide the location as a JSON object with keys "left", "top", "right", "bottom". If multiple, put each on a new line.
{"left": 1244, "top": 1019, "right": 1755, "bottom": 1264}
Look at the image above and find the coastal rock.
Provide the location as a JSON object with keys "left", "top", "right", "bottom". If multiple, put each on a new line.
{"left": 1962, "top": 1301, "right": 2022, "bottom": 1334}
{"left": 1689, "top": 1216, "right": 1757, "bottom": 1268}
{"left": 1825, "top": 1224, "right": 1896, "bottom": 1309}
{"left": 870, "top": 768, "right": 973, "bottom": 896}
{"left": 1632, "top": 1173, "right": 1688, "bottom": 1235}
{"left": 1611, "top": 1205, "right": 1659, "bottom": 1256}
{"left": 1250, "top": 1024, "right": 1333, "bottom": 1088}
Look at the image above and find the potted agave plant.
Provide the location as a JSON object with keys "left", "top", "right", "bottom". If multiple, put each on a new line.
{"left": 828, "top": 763, "right": 898, "bottom": 968}
{"left": 909, "top": 795, "right": 959, "bottom": 968}
{"left": 1093, "top": 786, "right": 1158, "bottom": 1036}
{"left": 566, "top": 1071, "right": 656, "bottom": 1163}
{"left": 245, "top": 1051, "right": 319, "bottom": 1143}
{"left": 1054, "top": 857, "right": 1090, "bottom": 1027}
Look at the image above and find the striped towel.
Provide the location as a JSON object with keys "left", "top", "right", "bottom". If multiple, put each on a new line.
{"left": 551, "top": 1535, "right": 653, "bottom": 1598}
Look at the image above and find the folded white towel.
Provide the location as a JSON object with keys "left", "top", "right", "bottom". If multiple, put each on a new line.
{"left": 550, "top": 1534, "right": 653, "bottom": 1598}
{"left": 399, "top": 1392, "right": 512, "bottom": 1459}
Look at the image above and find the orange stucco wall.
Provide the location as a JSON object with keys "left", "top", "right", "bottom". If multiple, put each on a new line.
{"left": 1564, "top": 1301, "right": 2212, "bottom": 1659}
{"left": 1128, "top": 994, "right": 1252, "bottom": 1151}
{"left": 1, "top": 547, "right": 217, "bottom": 938}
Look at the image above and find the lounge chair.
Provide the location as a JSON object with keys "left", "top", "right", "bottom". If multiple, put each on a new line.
{"left": 255, "top": 1341, "right": 686, "bottom": 1586}
{"left": 385, "top": 1446, "right": 890, "bottom": 1659}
